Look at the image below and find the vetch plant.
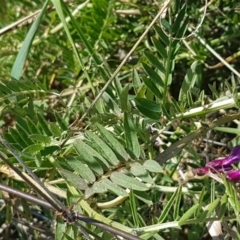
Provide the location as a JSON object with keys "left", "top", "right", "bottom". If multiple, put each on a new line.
{"left": 226, "top": 170, "right": 240, "bottom": 183}
{"left": 193, "top": 146, "right": 240, "bottom": 182}
{"left": 1, "top": 0, "right": 240, "bottom": 239}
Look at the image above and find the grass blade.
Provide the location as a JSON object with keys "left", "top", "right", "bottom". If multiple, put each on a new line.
{"left": 11, "top": 0, "right": 49, "bottom": 80}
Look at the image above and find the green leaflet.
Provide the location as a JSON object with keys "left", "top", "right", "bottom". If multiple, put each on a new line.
{"left": 134, "top": 191, "right": 153, "bottom": 206}
{"left": 22, "top": 144, "right": 44, "bottom": 153}
{"left": 135, "top": 97, "right": 161, "bottom": 120}
{"left": 96, "top": 123, "right": 129, "bottom": 161}
{"left": 132, "top": 69, "right": 142, "bottom": 94}
{"left": 15, "top": 123, "right": 34, "bottom": 145}
{"left": 145, "top": 51, "right": 166, "bottom": 73}
{"left": 130, "top": 162, "right": 153, "bottom": 184}
{"left": 67, "top": 157, "right": 96, "bottom": 183}
{"left": 120, "top": 83, "right": 131, "bottom": 112}
{"left": 28, "top": 134, "right": 51, "bottom": 144}
{"left": 58, "top": 168, "right": 88, "bottom": 190}
{"left": 25, "top": 117, "right": 39, "bottom": 134}
{"left": 110, "top": 172, "right": 148, "bottom": 191}
{"left": 84, "top": 182, "right": 107, "bottom": 199}
{"left": 102, "top": 178, "right": 128, "bottom": 196}
{"left": 85, "top": 131, "right": 120, "bottom": 166}
{"left": 143, "top": 160, "right": 163, "bottom": 173}
{"left": 171, "top": 4, "right": 187, "bottom": 34}
{"left": 73, "top": 140, "right": 104, "bottom": 176}
{"left": 49, "top": 123, "right": 62, "bottom": 137}
{"left": 154, "top": 25, "right": 169, "bottom": 46}
{"left": 102, "top": 92, "right": 122, "bottom": 116}
{"left": 178, "top": 204, "right": 200, "bottom": 226}
{"left": 9, "top": 128, "right": 28, "bottom": 148}
{"left": 142, "top": 63, "right": 164, "bottom": 88}
{"left": 142, "top": 76, "right": 162, "bottom": 99}
{"left": 123, "top": 113, "right": 141, "bottom": 159}
{"left": 37, "top": 113, "right": 52, "bottom": 136}
{"left": 199, "top": 198, "right": 220, "bottom": 223}
{"left": 54, "top": 111, "right": 68, "bottom": 131}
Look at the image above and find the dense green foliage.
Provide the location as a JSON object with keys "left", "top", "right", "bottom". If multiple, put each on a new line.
{"left": 0, "top": 0, "right": 240, "bottom": 239}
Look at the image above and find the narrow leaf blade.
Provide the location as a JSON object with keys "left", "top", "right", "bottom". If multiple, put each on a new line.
{"left": 178, "top": 204, "right": 200, "bottom": 226}
{"left": 11, "top": 1, "right": 49, "bottom": 80}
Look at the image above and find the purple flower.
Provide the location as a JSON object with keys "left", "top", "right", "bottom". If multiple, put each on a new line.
{"left": 192, "top": 146, "right": 240, "bottom": 182}
{"left": 226, "top": 170, "right": 240, "bottom": 183}
{"left": 206, "top": 146, "right": 240, "bottom": 169}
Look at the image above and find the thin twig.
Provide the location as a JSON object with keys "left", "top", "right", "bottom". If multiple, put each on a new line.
{"left": 0, "top": 134, "right": 65, "bottom": 211}
{"left": 190, "top": 28, "right": 240, "bottom": 78}
{"left": 73, "top": 0, "right": 171, "bottom": 127}
{"left": 0, "top": 183, "right": 54, "bottom": 210}
{"left": 0, "top": 10, "right": 41, "bottom": 36}
{"left": 0, "top": 0, "right": 83, "bottom": 37}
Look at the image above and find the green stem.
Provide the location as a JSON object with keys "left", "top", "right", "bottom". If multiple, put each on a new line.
{"left": 79, "top": 199, "right": 134, "bottom": 233}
